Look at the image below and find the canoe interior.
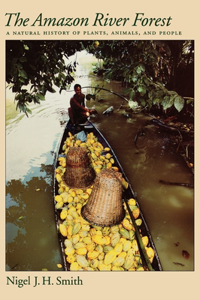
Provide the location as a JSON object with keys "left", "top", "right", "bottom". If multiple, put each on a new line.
{"left": 53, "top": 121, "right": 162, "bottom": 271}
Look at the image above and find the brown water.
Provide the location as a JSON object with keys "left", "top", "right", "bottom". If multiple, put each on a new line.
{"left": 6, "top": 51, "right": 194, "bottom": 271}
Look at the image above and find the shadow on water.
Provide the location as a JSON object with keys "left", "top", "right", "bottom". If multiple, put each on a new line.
{"left": 6, "top": 164, "right": 64, "bottom": 271}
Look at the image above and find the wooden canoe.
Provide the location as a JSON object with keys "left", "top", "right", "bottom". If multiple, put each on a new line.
{"left": 53, "top": 121, "right": 162, "bottom": 271}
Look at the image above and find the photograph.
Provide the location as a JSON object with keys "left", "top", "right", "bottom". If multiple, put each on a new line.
{"left": 6, "top": 40, "right": 194, "bottom": 272}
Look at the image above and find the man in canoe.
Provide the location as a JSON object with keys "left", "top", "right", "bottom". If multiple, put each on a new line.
{"left": 68, "top": 84, "right": 95, "bottom": 125}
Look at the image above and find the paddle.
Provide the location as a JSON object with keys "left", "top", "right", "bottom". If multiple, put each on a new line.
{"left": 123, "top": 194, "right": 155, "bottom": 271}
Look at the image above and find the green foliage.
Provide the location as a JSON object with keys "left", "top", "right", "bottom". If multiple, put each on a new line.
{"left": 6, "top": 40, "right": 90, "bottom": 115}
{"left": 6, "top": 40, "right": 193, "bottom": 116}
{"left": 87, "top": 40, "right": 193, "bottom": 114}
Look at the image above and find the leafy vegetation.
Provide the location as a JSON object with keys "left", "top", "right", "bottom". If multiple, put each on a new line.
{"left": 86, "top": 40, "right": 194, "bottom": 115}
{"left": 6, "top": 40, "right": 194, "bottom": 116}
{"left": 6, "top": 40, "right": 90, "bottom": 115}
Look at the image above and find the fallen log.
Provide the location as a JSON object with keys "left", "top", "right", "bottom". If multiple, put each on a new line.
{"left": 159, "top": 179, "right": 194, "bottom": 188}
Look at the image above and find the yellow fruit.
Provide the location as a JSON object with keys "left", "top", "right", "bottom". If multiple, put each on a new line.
{"left": 98, "top": 263, "right": 111, "bottom": 271}
{"left": 114, "top": 243, "right": 123, "bottom": 255}
{"left": 102, "top": 227, "right": 110, "bottom": 236}
{"left": 76, "top": 255, "right": 89, "bottom": 268}
{"left": 79, "top": 230, "right": 88, "bottom": 238}
{"left": 60, "top": 209, "right": 68, "bottom": 220}
{"left": 96, "top": 230, "right": 102, "bottom": 236}
{"left": 132, "top": 239, "right": 139, "bottom": 252}
{"left": 83, "top": 237, "right": 92, "bottom": 244}
{"left": 57, "top": 263, "right": 62, "bottom": 268}
{"left": 106, "top": 162, "right": 112, "bottom": 169}
{"left": 71, "top": 211, "right": 79, "bottom": 219}
{"left": 65, "top": 246, "right": 75, "bottom": 256}
{"left": 105, "top": 153, "right": 111, "bottom": 159}
{"left": 129, "top": 230, "right": 135, "bottom": 240}
{"left": 132, "top": 207, "right": 140, "bottom": 219}
{"left": 59, "top": 224, "right": 68, "bottom": 237}
{"left": 87, "top": 250, "right": 99, "bottom": 260}
{"left": 81, "top": 193, "right": 89, "bottom": 200}
{"left": 67, "top": 225, "right": 73, "bottom": 237}
{"left": 104, "top": 250, "right": 117, "bottom": 265}
{"left": 112, "top": 256, "right": 125, "bottom": 267}
{"left": 98, "top": 253, "right": 105, "bottom": 261}
{"left": 96, "top": 244, "right": 103, "bottom": 253}
{"left": 142, "top": 236, "right": 149, "bottom": 247}
{"left": 90, "top": 259, "right": 99, "bottom": 269}
{"left": 112, "top": 266, "right": 124, "bottom": 271}
{"left": 111, "top": 232, "right": 120, "bottom": 247}
{"left": 103, "top": 246, "right": 114, "bottom": 253}
{"left": 119, "top": 228, "right": 129, "bottom": 239}
{"left": 104, "top": 147, "right": 110, "bottom": 152}
{"left": 146, "top": 247, "right": 155, "bottom": 262}
{"left": 66, "top": 255, "right": 75, "bottom": 264}
{"left": 70, "top": 262, "right": 80, "bottom": 271}
{"left": 110, "top": 226, "right": 119, "bottom": 233}
{"left": 72, "top": 234, "right": 80, "bottom": 245}
{"left": 128, "top": 198, "right": 136, "bottom": 206}
{"left": 86, "top": 242, "right": 96, "bottom": 252}
{"left": 118, "top": 251, "right": 127, "bottom": 259}
{"left": 135, "top": 219, "right": 142, "bottom": 227}
{"left": 122, "top": 219, "right": 134, "bottom": 231}
{"left": 60, "top": 192, "right": 70, "bottom": 203}
{"left": 92, "top": 235, "right": 107, "bottom": 245}
{"left": 123, "top": 240, "right": 132, "bottom": 252}
{"left": 94, "top": 167, "right": 101, "bottom": 173}
{"left": 74, "top": 242, "right": 86, "bottom": 250}
{"left": 81, "top": 224, "right": 90, "bottom": 231}
{"left": 66, "top": 196, "right": 73, "bottom": 203}
{"left": 55, "top": 195, "right": 63, "bottom": 202}
{"left": 110, "top": 158, "right": 115, "bottom": 164}
{"left": 64, "top": 239, "right": 73, "bottom": 248}
{"left": 123, "top": 253, "right": 134, "bottom": 270}
{"left": 122, "top": 178, "right": 128, "bottom": 189}
{"left": 55, "top": 174, "right": 62, "bottom": 183}
{"left": 55, "top": 201, "right": 64, "bottom": 209}
{"left": 86, "top": 188, "right": 92, "bottom": 195}
{"left": 89, "top": 228, "right": 97, "bottom": 236}
{"left": 76, "top": 247, "right": 87, "bottom": 255}
{"left": 112, "top": 166, "right": 119, "bottom": 172}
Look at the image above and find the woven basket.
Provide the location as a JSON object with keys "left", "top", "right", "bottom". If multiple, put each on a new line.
{"left": 81, "top": 169, "right": 125, "bottom": 226}
{"left": 64, "top": 147, "right": 96, "bottom": 188}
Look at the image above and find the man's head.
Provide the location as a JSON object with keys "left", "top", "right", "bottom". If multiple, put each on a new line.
{"left": 74, "top": 84, "right": 81, "bottom": 94}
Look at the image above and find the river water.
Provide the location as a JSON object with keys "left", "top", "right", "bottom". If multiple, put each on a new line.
{"left": 6, "top": 50, "right": 194, "bottom": 271}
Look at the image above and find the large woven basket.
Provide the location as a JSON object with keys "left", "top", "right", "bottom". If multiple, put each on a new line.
{"left": 81, "top": 169, "right": 125, "bottom": 226}
{"left": 64, "top": 147, "right": 96, "bottom": 188}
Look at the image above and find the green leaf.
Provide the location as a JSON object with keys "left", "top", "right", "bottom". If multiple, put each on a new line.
{"left": 129, "top": 89, "right": 135, "bottom": 100}
{"left": 137, "top": 85, "right": 146, "bottom": 96}
{"left": 140, "top": 99, "right": 146, "bottom": 107}
{"left": 18, "top": 69, "right": 28, "bottom": 79}
{"left": 174, "top": 95, "right": 185, "bottom": 112}
{"left": 153, "top": 98, "right": 161, "bottom": 105}
{"left": 19, "top": 56, "right": 27, "bottom": 62}
{"left": 37, "top": 94, "right": 45, "bottom": 100}
{"left": 162, "top": 95, "right": 173, "bottom": 110}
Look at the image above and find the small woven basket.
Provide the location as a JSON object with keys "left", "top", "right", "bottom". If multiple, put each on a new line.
{"left": 81, "top": 169, "right": 125, "bottom": 226}
{"left": 64, "top": 147, "right": 96, "bottom": 188}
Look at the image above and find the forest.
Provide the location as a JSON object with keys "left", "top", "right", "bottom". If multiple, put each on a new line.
{"left": 6, "top": 39, "right": 194, "bottom": 170}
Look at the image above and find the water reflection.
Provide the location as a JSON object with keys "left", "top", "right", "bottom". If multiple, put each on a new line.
{"left": 6, "top": 165, "right": 63, "bottom": 271}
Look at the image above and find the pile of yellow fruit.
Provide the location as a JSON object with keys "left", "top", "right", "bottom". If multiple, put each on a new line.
{"left": 54, "top": 131, "right": 155, "bottom": 271}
